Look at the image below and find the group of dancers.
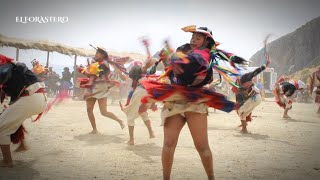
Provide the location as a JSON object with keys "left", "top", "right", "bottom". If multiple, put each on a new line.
{"left": 1, "top": 25, "right": 319, "bottom": 180}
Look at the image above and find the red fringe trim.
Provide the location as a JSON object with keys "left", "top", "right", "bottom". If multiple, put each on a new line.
{"left": 236, "top": 111, "right": 252, "bottom": 122}
{"left": 276, "top": 100, "right": 286, "bottom": 109}
{"left": 33, "top": 112, "right": 43, "bottom": 122}
{"left": 45, "top": 90, "right": 70, "bottom": 114}
{"left": 10, "top": 125, "right": 27, "bottom": 144}
{"left": 78, "top": 78, "right": 90, "bottom": 88}
{"left": 246, "top": 113, "right": 252, "bottom": 122}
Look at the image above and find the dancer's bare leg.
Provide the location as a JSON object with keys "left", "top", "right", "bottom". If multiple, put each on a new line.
{"left": 127, "top": 126, "right": 134, "bottom": 145}
{"left": 138, "top": 104, "right": 149, "bottom": 114}
{"left": 186, "top": 112, "right": 215, "bottom": 180}
{"left": 144, "top": 120, "right": 155, "bottom": 138}
{"left": 98, "top": 98, "right": 125, "bottom": 129}
{"left": 0, "top": 145, "right": 13, "bottom": 168}
{"left": 240, "top": 120, "right": 248, "bottom": 133}
{"left": 14, "top": 140, "right": 28, "bottom": 152}
{"left": 283, "top": 108, "right": 291, "bottom": 119}
{"left": 86, "top": 98, "right": 98, "bottom": 134}
{"left": 162, "top": 114, "right": 185, "bottom": 180}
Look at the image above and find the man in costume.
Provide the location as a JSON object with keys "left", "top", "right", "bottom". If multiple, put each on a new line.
{"left": 0, "top": 54, "right": 47, "bottom": 167}
{"left": 60, "top": 67, "right": 73, "bottom": 95}
{"left": 273, "top": 76, "right": 306, "bottom": 119}
{"left": 31, "top": 59, "right": 47, "bottom": 81}
{"left": 120, "top": 38, "right": 159, "bottom": 145}
{"left": 121, "top": 60, "right": 156, "bottom": 145}
{"left": 232, "top": 61, "right": 270, "bottom": 133}
{"left": 232, "top": 36, "right": 271, "bottom": 133}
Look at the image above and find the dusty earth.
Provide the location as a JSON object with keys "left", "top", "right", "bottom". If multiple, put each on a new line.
{"left": 0, "top": 98, "right": 320, "bottom": 180}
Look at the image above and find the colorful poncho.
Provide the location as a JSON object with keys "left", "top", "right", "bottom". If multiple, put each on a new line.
{"left": 168, "top": 48, "right": 213, "bottom": 88}
{"left": 140, "top": 47, "right": 239, "bottom": 113}
{"left": 141, "top": 80, "right": 237, "bottom": 112}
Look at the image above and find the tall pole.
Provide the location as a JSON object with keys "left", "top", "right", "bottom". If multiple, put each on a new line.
{"left": 73, "top": 55, "right": 78, "bottom": 97}
{"left": 261, "top": 72, "right": 265, "bottom": 100}
{"left": 46, "top": 51, "right": 50, "bottom": 67}
{"left": 16, "top": 48, "right": 19, "bottom": 61}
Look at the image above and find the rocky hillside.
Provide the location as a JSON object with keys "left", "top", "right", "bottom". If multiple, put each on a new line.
{"left": 250, "top": 16, "right": 320, "bottom": 76}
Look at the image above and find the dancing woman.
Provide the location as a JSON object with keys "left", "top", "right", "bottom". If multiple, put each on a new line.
{"left": 81, "top": 47, "right": 125, "bottom": 134}
{"left": 141, "top": 25, "right": 241, "bottom": 180}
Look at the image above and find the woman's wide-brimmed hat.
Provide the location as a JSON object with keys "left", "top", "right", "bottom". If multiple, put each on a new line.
{"left": 182, "top": 25, "right": 214, "bottom": 41}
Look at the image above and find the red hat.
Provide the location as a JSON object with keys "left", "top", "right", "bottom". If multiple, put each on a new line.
{"left": 0, "top": 54, "right": 14, "bottom": 65}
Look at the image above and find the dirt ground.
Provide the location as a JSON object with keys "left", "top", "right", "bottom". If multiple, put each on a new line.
{"left": 1, "top": 98, "right": 320, "bottom": 180}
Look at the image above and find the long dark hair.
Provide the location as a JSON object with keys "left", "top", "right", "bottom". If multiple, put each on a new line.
{"left": 205, "top": 38, "right": 216, "bottom": 49}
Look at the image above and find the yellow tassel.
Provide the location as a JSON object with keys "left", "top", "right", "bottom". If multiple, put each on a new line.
{"left": 32, "top": 65, "right": 45, "bottom": 75}
{"left": 88, "top": 62, "right": 102, "bottom": 76}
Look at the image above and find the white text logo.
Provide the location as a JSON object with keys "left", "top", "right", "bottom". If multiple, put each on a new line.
{"left": 16, "top": 16, "right": 69, "bottom": 24}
